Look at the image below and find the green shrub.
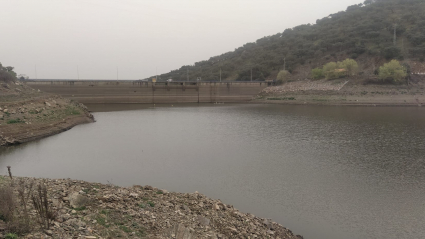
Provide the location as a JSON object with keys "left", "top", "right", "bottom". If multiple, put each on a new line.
{"left": 378, "top": 60, "right": 407, "bottom": 82}
{"left": 5, "top": 233, "right": 18, "bottom": 239}
{"left": 311, "top": 68, "right": 324, "bottom": 79}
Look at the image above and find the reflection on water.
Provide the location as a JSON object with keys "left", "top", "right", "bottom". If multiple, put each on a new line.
{"left": 1, "top": 104, "right": 425, "bottom": 239}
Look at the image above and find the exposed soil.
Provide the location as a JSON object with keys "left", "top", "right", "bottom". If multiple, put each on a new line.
{"left": 0, "top": 80, "right": 94, "bottom": 146}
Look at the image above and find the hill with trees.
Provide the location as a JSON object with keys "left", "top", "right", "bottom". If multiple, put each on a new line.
{"left": 147, "top": 0, "right": 425, "bottom": 82}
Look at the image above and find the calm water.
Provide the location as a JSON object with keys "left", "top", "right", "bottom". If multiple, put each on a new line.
{"left": 1, "top": 104, "right": 425, "bottom": 239}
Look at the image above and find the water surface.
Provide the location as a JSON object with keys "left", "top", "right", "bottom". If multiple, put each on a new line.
{"left": 1, "top": 104, "right": 425, "bottom": 239}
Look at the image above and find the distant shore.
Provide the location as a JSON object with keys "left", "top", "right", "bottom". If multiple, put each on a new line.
{"left": 253, "top": 78, "right": 425, "bottom": 107}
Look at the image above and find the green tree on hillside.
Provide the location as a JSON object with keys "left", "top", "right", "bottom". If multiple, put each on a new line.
{"left": 340, "top": 59, "right": 359, "bottom": 76}
{"left": 378, "top": 60, "right": 407, "bottom": 82}
{"left": 0, "top": 63, "right": 17, "bottom": 82}
{"left": 276, "top": 70, "right": 290, "bottom": 84}
{"left": 323, "top": 62, "right": 340, "bottom": 80}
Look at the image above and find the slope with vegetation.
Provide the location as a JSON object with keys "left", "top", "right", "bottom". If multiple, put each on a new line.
{"left": 147, "top": 0, "right": 425, "bottom": 83}
{"left": 0, "top": 63, "right": 94, "bottom": 146}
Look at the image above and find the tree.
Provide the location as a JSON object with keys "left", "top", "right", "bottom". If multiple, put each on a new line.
{"left": 340, "top": 58, "right": 359, "bottom": 76}
{"left": 323, "top": 62, "right": 339, "bottom": 79}
{"left": 276, "top": 70, "right": 290, "bottom": 84}
{"left": 378, "top": 60, "right": 407, "bottom": 82}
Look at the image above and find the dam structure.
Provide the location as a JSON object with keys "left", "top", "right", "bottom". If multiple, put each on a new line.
{"left": 26, "top": 80, "right": 271, "bottom": 104}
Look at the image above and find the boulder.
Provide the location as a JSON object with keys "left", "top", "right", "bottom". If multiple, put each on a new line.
{"left": 69, "top": 192, "right": 89, "bottom": 209}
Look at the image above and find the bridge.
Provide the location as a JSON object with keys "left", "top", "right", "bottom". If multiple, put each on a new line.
{"left": 26, "top": 80, "right": 273, "bottom": 104}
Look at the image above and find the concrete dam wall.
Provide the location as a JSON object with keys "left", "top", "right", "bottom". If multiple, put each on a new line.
{"left": 26, "top": 81, "right": 270, "bottom": 104}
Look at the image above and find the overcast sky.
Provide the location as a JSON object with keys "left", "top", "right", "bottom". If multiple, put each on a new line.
{"left": 1, "top": 0, "right": 362, "bottom": 80}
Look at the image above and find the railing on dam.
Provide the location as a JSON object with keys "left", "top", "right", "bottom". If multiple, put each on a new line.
{"left": 25, "top": 80, "right": 272, "bottom": 104}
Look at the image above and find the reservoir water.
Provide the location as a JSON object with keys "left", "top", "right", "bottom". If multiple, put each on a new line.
{"left": 1, "top": 104, "right": 425, "bottom": 239}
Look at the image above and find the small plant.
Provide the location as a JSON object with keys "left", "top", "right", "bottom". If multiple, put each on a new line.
{"left": 147, "top": 201, "right": 155, "bottom": 207}
{"left": 120, "top": 225, "right": 132, "bottom": 233}
{"left": 6, "top": 118, "right": 23, "bottom": 124}
{"left": 5, "top": 233, "right": 18, "bottom": 239}
{"left": 0, "top": 185, "right": 15, "bottom": 223}
{"left": 74, "top": 206, "right": 86, "bottom": 211}
{"left": 31, "top": 183, "right": 56, "bottom": 230}
{"left": 138, "top": 203, "right": 146, "bottom": 208}
{"left": 156, "top": 190, "right": 163, "bottom": 194}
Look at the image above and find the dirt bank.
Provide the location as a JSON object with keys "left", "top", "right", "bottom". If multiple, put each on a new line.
{"left": 0, "top": 175, "right": 303, "bottom": 239}
{"left": 254, "top": 77, "right": 425, "bottom": 106}
{"left": 0, "top": 80, "right": 94, "bottom": 146}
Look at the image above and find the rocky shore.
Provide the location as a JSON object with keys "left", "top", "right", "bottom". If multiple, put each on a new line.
{"left": 0, "top": 80, "right": 94, "bottom": 146}
{"left": 0, "top": 176, "right": 303, "bottom": 239}
{"left": 255, "top": 77, "right": 425, "bottom": 106}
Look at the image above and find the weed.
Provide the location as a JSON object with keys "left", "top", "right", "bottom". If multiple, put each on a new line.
{"left": 100, "top": 209, "right": 110, "bottom": 215}
{"left": 5, "top": 233, "right": 18, "bottom": 239}
{"left": 66, "top": 106, "right": 80, "bottom": 115}
{"left": 6, "top": 118, "right": 23, "bottom": 124}
{"left": 32, "top": 183, "right": 56, "bottom": 230}
{"left": 156, "top": 190, "right": 163, "bottom": 194}
{"left": 147, "top": 201, "right": 155, "bottom": 207}
{"left": 119, "top": 225, "right": 132, "bottom": 233}
{"left": 74, "top": 206, "right": 86, "bottom": 211}
{"left": 0, "top": 185, "right": 15, "bottom": 222}
{"left": 138, "top": 203, "right": 146, "bottom": 208}
{"left": 96, "top": 216, "right": 110, "bottom": 228}
{"left": 142, "top": 197, "right": 149, "bottom": 201}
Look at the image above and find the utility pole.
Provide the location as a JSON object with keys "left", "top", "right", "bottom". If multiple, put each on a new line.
{"left": 187, "top": 68, "right": 189, "bottom": 82}
{"left": 393, "top": 24, "right": 397, "bottom": 46}
{"left": 35, "top": 65, "right": 37, "bottom": 80}
{"left": 220, "top": 67, "right": 222, "bottom": 82}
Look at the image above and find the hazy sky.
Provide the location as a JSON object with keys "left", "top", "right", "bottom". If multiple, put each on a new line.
{"left": 1, "top": 0, "right": 362, "bottom": 80}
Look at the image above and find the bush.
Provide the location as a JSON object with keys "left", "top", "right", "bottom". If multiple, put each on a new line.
{"left": 311, "top": 68, "right": 324, "bottom": 79}
{"left": 378, "top": 60, "right": 407, "bottom": 82}
{"left": 340, "top": 58, "right": 359, "bottom": 76}
{"left": 276, "top": 70, "right": 290, "bottom": 84}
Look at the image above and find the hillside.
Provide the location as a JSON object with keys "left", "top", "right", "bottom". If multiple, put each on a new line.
{"left": 148, "top": 0, "right": 425, "bottom": 82}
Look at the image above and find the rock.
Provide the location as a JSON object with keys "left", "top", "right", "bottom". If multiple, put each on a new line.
{"left": 129, "top": 193, "right": 138, "bottom": 198}
{"left": 85, "top": 236, "right": 97, "bottom": 239}
{"left": 69, "top": 192, "right": 89, "bottom": 209}
{"left": 3, "top": 109, "right": 7, "bottom": 113}
{"left": 197, "top": 215, "right": 210, "bottom": 226}
{"left": 45, "top": 230, "right": 53, "bottom": 236}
